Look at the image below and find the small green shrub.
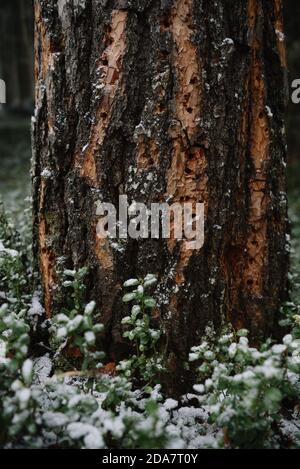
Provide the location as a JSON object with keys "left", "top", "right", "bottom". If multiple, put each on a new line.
{"left": 190, "top": 326, "right": 300, "bottom": 448}
{"left": 51, "top": 268, "right": 104, "bottom": 371}
{"left": 117, "top": 274, "right": 166, "bottom": 386}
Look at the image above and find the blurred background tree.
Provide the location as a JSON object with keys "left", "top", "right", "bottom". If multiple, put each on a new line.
{"left": 285, "top": 0, "right": 300, "bottom": 187}
{"left": 0, "top": 0, "right": 33, "bottom": 214}
{"left": 0, "top": 0, "right": 34, "bottom": 113}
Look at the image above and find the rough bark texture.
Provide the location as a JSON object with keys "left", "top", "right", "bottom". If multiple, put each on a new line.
{"left": 33, "top": 0, "right": 289, "bottom": 390}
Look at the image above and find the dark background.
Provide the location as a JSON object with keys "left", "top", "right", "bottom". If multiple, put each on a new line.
{"left": 0, "top": 0, "right": 34, "bottom": 111}
{"left": 0, "top": 0, "right": 299, "bottom": 213}
{"left": 0, "top": 0, "right": 33, "bottom": 215}
{"left": 285, "top": 0, "right": 300, "bottom": 179}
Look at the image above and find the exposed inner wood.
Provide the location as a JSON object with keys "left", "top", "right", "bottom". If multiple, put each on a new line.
{"left": 221, "top": 0, "right": 271, "bottom": 331}
{"left": 38, "top": 180, "right": 55, "bottom": 319}
{"left": 245, "top": 0, "right": 269, "bottom": 297}
{"left": 87, "top": 10, "right": 128, "bottom": 325}
{"left": 95, "top": 229, "right": 114, "bottom": 272}
{"left": 79, "top": 10, "right": 128, "bottom": 186}
{"left": 166, "top": 0, "right": 208, "bottom": 288}
{"left": 136, "top": 139, "right": 160, "bottom": 173}
{"left": 274, "top": 0, "right": 287, "bottom": 68}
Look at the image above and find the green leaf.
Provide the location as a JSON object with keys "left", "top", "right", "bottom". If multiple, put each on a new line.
{"left": 144, "top": 274, "right": 157, "bottom": 282}
{"left": 121, "top": 316, "right": 131, "bottom": 325}
{"left": 145, "top": 400, "right": 159, "bottom": 414}
{"left": 136, "top": 285, "right": 144, "bottom": 296}
{"left": 122, "top": 292, "right": 137, "bottom": 303}
{"left": 123, "top": 278, "right": 140, "bottom": 288}
{"left": 144, "top": 298, "right": 156, "bottom": 309}
{"left": 131, "top": 305, "right": 141, "bottom": 317}
{"left": 144, "top": 278, "right": 158, "bottom": 289}
{"left": 264, "top": 388, "right": 282, "bottom": 407}
{"left": 64, "top": 269, "right": 76, "bottom": 277}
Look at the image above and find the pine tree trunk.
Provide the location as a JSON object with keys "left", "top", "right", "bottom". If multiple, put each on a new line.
{"left": 33, "top": 0, "right": 289, "bottom": 388}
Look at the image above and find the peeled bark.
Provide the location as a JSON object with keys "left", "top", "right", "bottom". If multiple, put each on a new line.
{"left": 33, "top": 0, "right": 289, "bottom": 388}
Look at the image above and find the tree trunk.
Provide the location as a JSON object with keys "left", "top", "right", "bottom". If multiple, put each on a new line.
{"left": 33, "top": 0, "right": 289, "bottom": 387}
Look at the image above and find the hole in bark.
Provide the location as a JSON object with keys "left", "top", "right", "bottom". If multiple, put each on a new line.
{"left": 161, "top": 17, "right": 170, "bottom": 29}
{"left": 189, "top": 77, "right": 197, "bottom": 84}
{"left": 100, "top": 112, "right": 108, "bottom": 119}
{"left": 102, "top": 58, "right": 108, "bottom": 66}
{"left": 159, "top": 50, "right": 169, "bottom": 59}
{"left": 187, "top": 107, "right": 193, "bottom": 114}
{"left": 247, "top": 279, "right": 254, "bottom": 286}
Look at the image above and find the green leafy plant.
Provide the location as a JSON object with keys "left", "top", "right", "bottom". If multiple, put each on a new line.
{"left": 51, "top": 268, "right": 105, "bottom": 371}
{"left": 0, "top": 303, "right": 39, "bottom": 446}
{"left": 190, "top": 327, "right": 300, "bottom": 448}
{"left": 117, "top": 274, "right": 165, "bottom": 386}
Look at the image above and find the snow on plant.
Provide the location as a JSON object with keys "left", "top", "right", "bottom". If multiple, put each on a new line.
{"left": 0, "top": 242, "right": 28, "bottom": 310}
{"left": 36, "top": 377, "right": 179, "bottom": 449}
{"left": 0, "top": 302, "right": 40, "bottom": 445}
{"left": 0, "top": 303, "right": 30, "bottom": 372}
{"left": 0, "top": 205, "right": 36, "bottom": 346}
{"left": 0, "top": 300, "right": 175, "bottom": 448}
{"left": 189, "top": 327, "right": 300, "bottom": 448}
{"left": 117, "top": 274, "right": 166, "bottom": 386}
{"left": 280, "top": 300, "right": 300, "bottom": 340}
{"left": 51, "top": 268, "right": 105, "bottom": 371}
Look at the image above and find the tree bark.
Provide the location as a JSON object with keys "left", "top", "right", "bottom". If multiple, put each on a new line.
{"left": 33, "top": 0, "right": 289, "bottom": 388}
